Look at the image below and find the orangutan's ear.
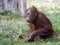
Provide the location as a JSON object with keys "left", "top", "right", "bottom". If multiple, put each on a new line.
{"left": 32, "top": 6, "right": 38, "bottom": 12}
{"left": 32, "top": 6, "right": 38, "bottom": 16}
{"left": 32, "top": 6, "right": 37, "bottom": 10}
{"left": 32, "top": 6, "right": 35, "bottom": 8}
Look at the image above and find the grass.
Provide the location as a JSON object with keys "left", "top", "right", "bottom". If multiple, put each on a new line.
{"left": 0, "top": 0, "right": 60, "bottom": 45}
{"left": 0, "top": 10, "right": 60, "bottom": 45}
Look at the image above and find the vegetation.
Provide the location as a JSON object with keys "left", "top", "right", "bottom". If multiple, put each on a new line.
{"left": 0, "top": 0, "right": 60, "bottom": 45}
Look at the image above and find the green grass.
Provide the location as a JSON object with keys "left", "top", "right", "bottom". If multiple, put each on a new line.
{"left": 0, "top": 0, "right": 60, "bottom": 45}
{"left": 0, "top": 11, "right": 60, "bottom": 45}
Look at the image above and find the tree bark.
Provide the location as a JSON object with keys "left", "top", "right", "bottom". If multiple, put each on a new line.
{"left": 20, "top": 0, "right": 26, "bottom": 16}
{"left": 3, "top": 0, "right": 8, "bottom": 10}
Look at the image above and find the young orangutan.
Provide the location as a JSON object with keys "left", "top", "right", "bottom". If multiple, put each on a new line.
{"left": 19, "top": 6, "right": 54, "bottom": 42}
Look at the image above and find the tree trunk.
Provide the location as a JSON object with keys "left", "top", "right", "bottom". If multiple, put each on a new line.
{"left": 0, "top": 0, "right": 26, "bottom": 15}
{"left": 3, "top": 0, "right": 8, "bottom": 10}
{"left": 20, "top": 0, "right": 26, "bottom": 16}
{"left": 0, "top": 0, "right": 4, "bottom": 10}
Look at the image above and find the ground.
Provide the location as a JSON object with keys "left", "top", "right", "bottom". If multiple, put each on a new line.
{"left": 0, "top": 0, "right": 60, "bottom": 45}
